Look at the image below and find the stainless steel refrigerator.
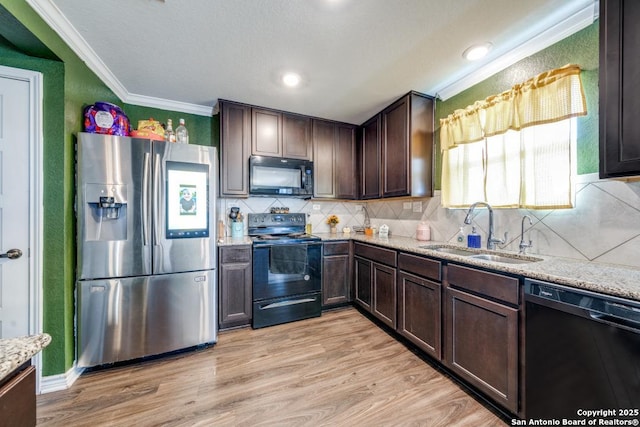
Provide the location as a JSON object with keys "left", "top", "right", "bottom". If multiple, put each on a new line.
{"left": 75, "top": 132, "right": 217, "bottom": 368}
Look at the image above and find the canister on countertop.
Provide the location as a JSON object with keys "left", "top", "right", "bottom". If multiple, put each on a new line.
{"left": 416, "top": 221, "right": 431, "bottom": 241}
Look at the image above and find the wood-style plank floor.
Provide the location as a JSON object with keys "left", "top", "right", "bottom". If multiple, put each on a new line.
{"left": 37, "top": 308, "right": 507, "bottom": 426}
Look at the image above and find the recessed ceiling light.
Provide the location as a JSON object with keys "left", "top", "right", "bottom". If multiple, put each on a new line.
{"left": 282, "top": 72, "right": 301, "bottom": 87}
{"left": 462, "top": 43, "right": 493, "bottom": 61}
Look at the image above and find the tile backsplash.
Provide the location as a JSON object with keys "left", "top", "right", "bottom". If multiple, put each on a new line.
{"left": 219, "top": 174, "right": 640, "bottom": 269}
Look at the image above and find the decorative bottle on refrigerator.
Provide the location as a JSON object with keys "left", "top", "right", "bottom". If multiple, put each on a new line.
{"left": 176, "top": 118, "right": 189, "bottom": 144}
{"left": 165, "top": 119, "right": 176, "bottom": 143}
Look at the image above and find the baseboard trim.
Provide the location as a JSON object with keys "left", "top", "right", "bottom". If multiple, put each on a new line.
{"left": 39, "top": 363, "right": 84, "bottom": 394}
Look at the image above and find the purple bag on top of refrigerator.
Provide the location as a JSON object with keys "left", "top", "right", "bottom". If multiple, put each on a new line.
{"left": 83, "top": 101, "right": 130, "bottom": 136}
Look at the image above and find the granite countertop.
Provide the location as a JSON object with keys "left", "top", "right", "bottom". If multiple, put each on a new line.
{"left": 316, "top": 232, "right": 640, "bottom": 302}
{"left": 217, "top": 236, "right": 253, "bottom": 246}
{"left": 0, "top": 333, "right": 51, "bottom": 382}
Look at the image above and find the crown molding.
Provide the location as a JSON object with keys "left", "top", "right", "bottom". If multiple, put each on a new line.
{"left": 126, "top": 93, "right": 215, "bottom": 116}
{"left": 26, "top": 0, "right": 213, "bottom": 116}
{"left": 431, "top": 1, "right": 598, "bottom": 101}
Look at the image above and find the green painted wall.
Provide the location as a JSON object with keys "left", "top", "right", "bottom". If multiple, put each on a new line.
{"left": 0, "top": 0, "right": 215, "bottom": 376}
{"left": 434, "top": 21, "right": 599, "bottom": 189}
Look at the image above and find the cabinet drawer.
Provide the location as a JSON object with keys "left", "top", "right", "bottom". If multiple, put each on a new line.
{"left": 354, "top": 242, "right": 396, "bottom": 267}
{"left": 446, "top": 264, "right": 520, "bottom": 305}
{"left": 0, "top": 364, "right": 35, "bottom": 426}
{"left": 323, "top": 241, "right": 350, "bottom": 256}
{"left": 220, "top": 246, "right": 252, "bottom": 264}
{"left": 398, "top": 253, "right": 440, "bottom": 281}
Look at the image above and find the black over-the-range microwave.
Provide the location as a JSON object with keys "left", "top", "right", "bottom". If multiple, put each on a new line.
{"left": 249, "top": 155, "right": 314, "bottom": 198}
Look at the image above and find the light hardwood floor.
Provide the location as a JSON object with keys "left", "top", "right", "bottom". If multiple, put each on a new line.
{"left": 37, "top": 308, "right": 507, "bottom": 426}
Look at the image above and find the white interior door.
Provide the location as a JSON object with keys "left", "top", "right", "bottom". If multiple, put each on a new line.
{"left": 0, "top": 74, "right": 31, "bottom": 338}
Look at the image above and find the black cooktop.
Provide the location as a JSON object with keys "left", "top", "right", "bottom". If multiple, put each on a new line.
{"left": 248, "top": 213, "right": 320, "bottom": 245}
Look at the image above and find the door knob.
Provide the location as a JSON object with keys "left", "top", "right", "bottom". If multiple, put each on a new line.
{"left": 0, "top": 248, "right": 22, "bottom": 259}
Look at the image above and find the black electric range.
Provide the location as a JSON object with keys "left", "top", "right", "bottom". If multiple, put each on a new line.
{"left": 247, "top": 213, "right": 322, "bottom": 328}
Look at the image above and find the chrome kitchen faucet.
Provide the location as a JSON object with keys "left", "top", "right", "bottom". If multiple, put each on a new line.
{"left": 464, "top": 201, "right": 507, "bottom": 250}
{"left": 519, "top": 215, "right": 533, "bottom": 254}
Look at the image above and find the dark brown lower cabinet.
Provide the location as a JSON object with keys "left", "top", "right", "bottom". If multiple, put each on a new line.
{"left": 353, "top": 242, "right": 397, "bottom": 328}
{"left": 354, "top": 256, "right": 372, "bottom": 310}
{"left": 371, "top": 263, "right": 396, "bottom": 328}
{"left": 444, "top": 264, "right": 520, "bottom": 414}
{"left": 0, "top": 363, "right": 35, "bottom": 427}
{"left": 322, "top": 241, "right": 352, "bottom": 307}
{"left": 397, "top": 252, "right": 442, "bottom": 360}
{"left": 398, "top": 271, "right": 441, "bottom": 360}
{"left": 218, "top": 245, "right": 252, "bottom": 329}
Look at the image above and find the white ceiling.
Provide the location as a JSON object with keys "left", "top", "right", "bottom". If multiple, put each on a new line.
{"left": 29, "top": 0, "right": 596, "bottom": 124}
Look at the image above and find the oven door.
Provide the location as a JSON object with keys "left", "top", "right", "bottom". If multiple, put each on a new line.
{"left": 252, "top": 242, "right": 322, "bottom": 301}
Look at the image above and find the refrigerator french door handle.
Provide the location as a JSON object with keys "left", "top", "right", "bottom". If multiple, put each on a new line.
{"left": 142, "top": 152, "right": 151, "bottom": 246}
{"left": 153, "top": 152, "right": 162, "bottom": 244}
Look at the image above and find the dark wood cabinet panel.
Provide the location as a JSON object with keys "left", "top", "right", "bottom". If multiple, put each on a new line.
{"left": 220, "top": 100, "right": 251, "bottom": 196}
{"left": 398, "top": 253, "right": 440, "bottom": 282}
{"left": 599, "top": 0, "right": 640, "bottom": 178}
{"left": 398, "top": 271, "right": 441, "bottom": 360}
{"left": 0, "top": 364, "right": 35, "bottom": 427}
{"left": 335, "top": 124, "right": 357, "bottom": 199}
{"left": 219, "top": 246, "right": 252, "bottom": 329}
{"left": 313, "top": 119, "right": 357, "bottom": 199}
{"left": 353, "top": 242, "right": 396, "bottom": 327}
{"left": 354, "top": 256, "right": 372, "bottom": 310}
{"left": 372, "top": 262, "right": 396, "bottom": 328}
{"left": 313, "top": 119, "right": 336, "bottom": 198}
{"left": 359, "top": 91, "right": 434, "bottom": 199}
{"left": 360, "top": 115, "right": 381, "bottom": 199}
{"left": 354, "top": 242, "right": 396, "bottom": 267}
{"left": 444, "top": 286, "right": 519, "bottom": 414}
{"left": 252, "top": 108, "right": 282, "bottom": 157}
{"left": 322, "top": 242, "right": 351, "bottom": 307}
{"left": 382, "top": 95, "right": 410, "bottom": 197}
{"left": 447, "top": 264, "right": 519, "bottom": 306}
{"left": 282, "top": 113, "right": 312, "bottom": 160}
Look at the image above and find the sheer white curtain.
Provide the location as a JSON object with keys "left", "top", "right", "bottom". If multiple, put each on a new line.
{"left": 440, "top": 64, "right": 586, "bottom": 209}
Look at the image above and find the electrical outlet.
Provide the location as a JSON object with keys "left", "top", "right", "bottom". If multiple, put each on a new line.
{"left": 355, "top": 204, "right": 363, "bottom": 212}
{"left": 403, "top": 202, "right": 412, "bottom": 210}
{"left": 412, "top": 201, "right": 422, "bottom": 212}
{"left": 313, "top": 204, "right": 321, "bottom": 210}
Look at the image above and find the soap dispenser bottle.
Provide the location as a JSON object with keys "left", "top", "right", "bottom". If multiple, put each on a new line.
{"left": 456, "top": 227, "right": 466, "bottom": 245}
{"left": 467, "top": 226, "right": 481, "bottom": 248}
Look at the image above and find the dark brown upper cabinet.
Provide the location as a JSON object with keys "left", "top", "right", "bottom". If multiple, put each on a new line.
{"left": 252, "top": 108, "right": 312, "bottom": 160}
{"left": 313, "top": 119, "right": 357, "bottom": 199}
{"left": 599, "top": 0, "right": 640, "bottom": 178}
{"left": 359, "top": 91, "right": 434, "bottom": 199}
{"left": 220, "top": 100, "right": 251, "bottom": 197}
{"left": 359, "top": 115, "right": 382, "bottom": 199}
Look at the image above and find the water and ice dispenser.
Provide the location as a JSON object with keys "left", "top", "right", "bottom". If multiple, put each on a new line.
{"left": 84, "top": 184, "right": 127, "bottom": 241}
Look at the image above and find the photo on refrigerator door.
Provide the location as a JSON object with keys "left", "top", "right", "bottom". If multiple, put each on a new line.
{"left": 179, "top": 185, "right": 197, "bottom": 215}
{"left": 166, "top": 161, "right": 209, "bottom": 238}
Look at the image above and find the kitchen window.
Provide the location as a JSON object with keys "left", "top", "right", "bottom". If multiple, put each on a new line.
{"left": 440, "top": 64, "right": 587, "bottom": 209}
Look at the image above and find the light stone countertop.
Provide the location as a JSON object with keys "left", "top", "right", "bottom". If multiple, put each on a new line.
{"left": 316, "top": 232, "right": 640, "bottom": 302}
{"left": 0, "top": 333, "right": 51, "bottom": 382}
{"left": 217, "top": 236, "right": 253, "bottom": 246}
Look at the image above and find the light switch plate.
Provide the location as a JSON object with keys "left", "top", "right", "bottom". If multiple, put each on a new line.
{"left": 403, "top": 202, "right": 412, "bottom": 210}
{"left": 413, "top": 201, "right": 422, "bottom": 212}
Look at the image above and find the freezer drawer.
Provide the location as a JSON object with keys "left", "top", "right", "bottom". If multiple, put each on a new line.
{"left": 77, "top": 270, "right": 217, "bottom": 368}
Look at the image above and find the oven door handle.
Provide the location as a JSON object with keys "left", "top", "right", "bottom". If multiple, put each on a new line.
{"left": 260, "top": 297, "right": 317, "bottom": 310}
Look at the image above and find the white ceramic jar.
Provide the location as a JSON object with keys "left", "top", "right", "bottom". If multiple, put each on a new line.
{"left": 416, "top": 221, "right": 431, "bottom": 241}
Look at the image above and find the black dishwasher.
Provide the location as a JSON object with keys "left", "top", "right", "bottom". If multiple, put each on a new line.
{"left": 525, "top": 279, "right": 640, "bottom": 420}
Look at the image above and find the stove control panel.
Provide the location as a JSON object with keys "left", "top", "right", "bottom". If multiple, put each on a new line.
{"left": 248, "top": 213, "right": 306, "bottom": 227}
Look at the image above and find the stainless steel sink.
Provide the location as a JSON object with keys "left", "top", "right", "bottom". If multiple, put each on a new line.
{"left": 420, "top": 245, "right": 478, "bottom": 256}
{"left": 468, "top": 253, "right": 542, "bottom": 264}
{"left": 421, "top": 245, "right": 543, "bottom": 264}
